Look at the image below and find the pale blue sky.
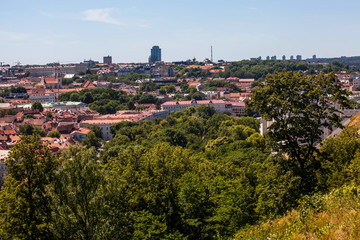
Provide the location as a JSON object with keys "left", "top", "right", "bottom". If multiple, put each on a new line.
{"left": 1, "top": 0, "right": 360, "bottom": 65}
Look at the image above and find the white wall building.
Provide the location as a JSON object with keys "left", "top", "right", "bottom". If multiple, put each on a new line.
{"left": 161, "top": 99, "right": 246, "bottom": 116}
{"left": 0, "top": 150, "right": 10, "bottom": 184}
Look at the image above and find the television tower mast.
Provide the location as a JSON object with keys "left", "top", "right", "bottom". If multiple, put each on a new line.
{"left": 211, "top": 46, "right": 213, "bottom": 62}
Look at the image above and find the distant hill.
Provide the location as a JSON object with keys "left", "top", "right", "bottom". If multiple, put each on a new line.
{"left": 306, "top": 56, "right": 360, "bottom": 70}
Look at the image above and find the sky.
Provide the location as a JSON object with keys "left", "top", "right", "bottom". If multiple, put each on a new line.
{"left": 1, "top": 0, "right": 360, "bottom": 65}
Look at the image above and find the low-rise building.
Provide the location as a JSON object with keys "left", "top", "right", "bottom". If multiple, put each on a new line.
{"left": 80, "top": 110, "right": 168, "bottom": 140}
{"left": 162, "top": 99, "right": 229, "bottom": 113}
{"left": 70, "top": 128, "right": 92, "bottom": 142}
{"left": 161, "top": 99, "right": 247, "bottom": 116}
{"left": 28, "top": 88, "right": 56, "bottom": 102}
{"left": 0, "top": 150, "right": 10, "bottom": 184}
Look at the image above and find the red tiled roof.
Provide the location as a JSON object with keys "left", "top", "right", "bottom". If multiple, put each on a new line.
{"left": 3, "top": 129, "right": 16, "bottom": 135}
{"left": 44, "top": 77, "right": 58, "bottom": 84}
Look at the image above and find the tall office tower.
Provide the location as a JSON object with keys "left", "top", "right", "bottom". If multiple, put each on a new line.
{"left": 290, "top": 55, "right": 294, "bottom": 60}
{"left": 313, "top": 54, "right": 317, "bottom": 59}
{"left": 103, "top": 56, "right": 112, "bottom": 65}
{"left": 296, "top": 55, "right": 302, "bottom": 61}
{"left": 149, "top": 46, "right": 162, "bottom": 63}
{"left": 282, "top": 55, "right": 286, "bottom": 60}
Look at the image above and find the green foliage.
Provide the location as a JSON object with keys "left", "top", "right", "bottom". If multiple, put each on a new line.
{"left": 318, "top": 127, "right": 360, "bottom": 189}
{"left": 19, "top": 123, "right": 46, "bottom": 137}
{"left": 235, "top": 184, "right": 360, "bottom": 240}
{"left": 24, "top": 113, "right": 35, "bottom": 118}
{"left": 178, "top": 67, "right": 210, "bottom": 79}
{"left": 82, "top": 131, "right": 102, "bottom": 149}
{"left": 219, "top": 60, "right": 348, "bottom": 80}
{"left": 58, "top": 88, "right": 159, "bottom": 114}
{"left": 6, "top": 109, "right": 16, "bottom": 115}
{"left": 10, "top": 86, "right": 27, "bottom": 93}
{"left": 47, "top": 130, "right": 61, "bottom": 138}
{"left": 4, "top": 96, "right": 360, "bottom": 239}
{"left": 247, "top": 72, "right": 351, "bottom": 174}
{"left": 203, "top": 80, "right": 241, "bottom": 92}
{"left": 31, "top": 101, "right": 44, "bottom": 112}
{"left": 139, "top": 81, "right": 159, "bottom": 92}
{"left": 46, "top": 111, "right": 53, "bottom": 118}
{"left": 0, "top": 135, "right": 58, "bottom": 239}
{"left": 49, "top": 146, "right": 106, "bottom": 239}
{"left": 159, "top": 84, "right": 176, "bottom": 94}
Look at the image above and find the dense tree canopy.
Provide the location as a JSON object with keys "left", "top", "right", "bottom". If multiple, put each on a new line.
{"left": 1, "top": 93, "right": 360, "bottom": 239}
{"left": 247, "top": 72, "right": 351, "bottom": 170}
{"left": 31, "top": 101, "right": 44, "bottom": 112}
{"left": 58, "top": 88, "right": 160, "bottom": 114}
{"left": 0, "top": 135, "right": 58, "bottom": 239}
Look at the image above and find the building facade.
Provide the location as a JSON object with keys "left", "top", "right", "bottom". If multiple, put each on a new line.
{"left": 25, "top": 64, "right": 87, "bottom": 77}
{"left": 0, "top": 150, "right": 10, "bottom": 184}
{"left": 161, "top": 100, "right": 246, "bottom": 116}
{"left": 103, "top": 56, "right": 112, "bottom": 65}
{"left": 149, "top": 46, "right": 161, "bottom": 63}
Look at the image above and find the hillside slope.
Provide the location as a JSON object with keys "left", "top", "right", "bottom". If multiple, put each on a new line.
{"left": 234, "top": 185, "right": 360, "bottom": 240}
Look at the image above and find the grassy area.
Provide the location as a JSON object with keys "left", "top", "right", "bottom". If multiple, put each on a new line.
{"left": 349, "top": 112, "right": 360, "bottom": 129}
{"left": 234, "top": 185, "right": 360, "bottom": 240}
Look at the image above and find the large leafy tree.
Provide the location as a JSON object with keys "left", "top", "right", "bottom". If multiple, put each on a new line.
{"left": 31, "top": 101, "right": 44, "bottom": 112}
{"left": 0, "top": 135, "right": 58, "bottom": 239}
{"left": 49, "top": 146, "right": 106, "bottom": 240}
{"left": 247, "top": 72, "right": 352, "bottom": 172}
{"left": 82, "top": 131, "right": 102, "bottom": 149}
{"left": 19, "top": 123, "right": 46, "bottom": 137}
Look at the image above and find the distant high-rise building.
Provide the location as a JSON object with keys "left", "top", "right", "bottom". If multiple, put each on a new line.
{"left": 149, "top": 46, "right": 162, "bottom": 63}
{"left": 266, "top": 56, "right": 270, "bottom": 60}
{"left": 290, "top": 55, "right": 294, "bottom": 60}
{"left": 83, "top": 59, "right": 99, "bottom": 67}
{"left": 296, "top": 55, "right": 302, "bottom": 61}
{"left": 271, "top": 55, "right": 277, "bottom": 60}
{"left": 313, "top": 54, "right": 317, "bottom": 59}
{"left": 103, "top": 56, "right": 112, "bottom": 65}
{"left": 282, "top": 55, "right": 286, "bottom": 60}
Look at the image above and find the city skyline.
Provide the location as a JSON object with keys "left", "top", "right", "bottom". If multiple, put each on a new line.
{"left": 1, "top": 0, "right": 360, "bottom": 65}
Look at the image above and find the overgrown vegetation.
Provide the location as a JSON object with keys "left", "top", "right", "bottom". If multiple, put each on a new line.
{"left": 1, "top": 71, "right": 360, "bottom": 239}
{"left": 58, "top": 88, "right": 160, "bottom": 114}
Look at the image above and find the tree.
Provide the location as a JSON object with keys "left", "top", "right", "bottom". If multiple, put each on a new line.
{"left": 317, "top": 127, "right": 360, "bottom": 189}
{"left": 0, "top": 135, "right": 58, "bottom": 239}
{"left": 70, "top": 93, "right": 80, "bottom": 102}
{"left": 247, "top": 72, "right": 352, "bottom": 173}
{"left": 19, "top": 123, "right": 46, "bottom": 137}
{"left": 90, "top": 125, "right": 103, "bottom": 139}
{"left": 82, "top": 131, "right": 101, "bottom": 149}
{"left": 31, "top": 101, "right": 44, "bottom": 112}
{"left": 49, "top": 146, "right": 105, "bottom": 239}
{"left": 139, "top": 81, "right": 159, "bottom": 92}
{"left": 7, "top": 109, "right": 16, "bottom": 115}
{"left": 159, "top": 85, "right": 176, "bottom": 94}
{"left": 46, "top": 111, "right": 53, "bottom": 118}
{"left": 180, "top": 80, "right": 189, "bottom": 92}
{"left": 47, "top": 130, "right": 61, "bottom": 138}
{"left": 82, "top": 92, "right": 94, "bottom": 104}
